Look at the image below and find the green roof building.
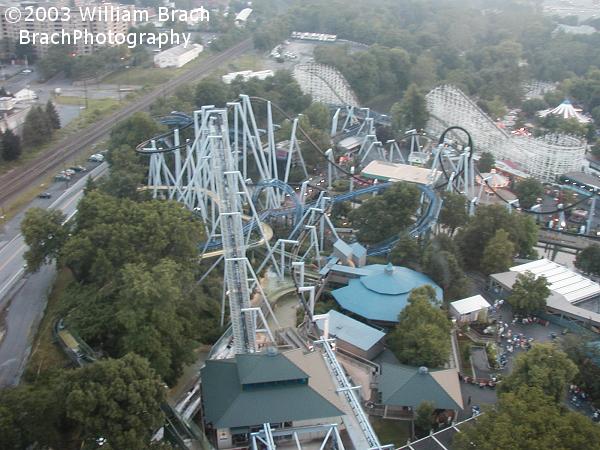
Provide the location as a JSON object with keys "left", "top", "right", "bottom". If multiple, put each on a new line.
{"left": 201, "top": 348, "right": 345, "bottom": 449}
{"left": 376, "top": 362, "right": 464, "bottom": 421}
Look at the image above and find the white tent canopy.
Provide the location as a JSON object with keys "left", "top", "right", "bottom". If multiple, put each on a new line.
{"left": 538, "top": 99, "right": 592, "bottom": 124}
{"left": 450, "top": 295, "right": 491, "bottom": 316}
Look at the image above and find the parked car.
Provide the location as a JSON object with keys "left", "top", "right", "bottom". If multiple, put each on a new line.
{"left": 38, "top": 192, "right": 52, "bottom": 199}
{"left": 69, "top": 165, "right": 87, "bottom": 172}
{"left": 88, "top": 153, "right": 104, "bottom": 162}
{"left": 54, "top": 174, "right": 70, "bottom": 182}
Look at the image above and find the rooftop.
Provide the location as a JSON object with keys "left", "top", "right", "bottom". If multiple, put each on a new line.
{"left": 155, "top": 43, "right": 203, "bottom": 57}
{"left": 201, "top": 349, "right": 344, "bottom": 429}
{"left": 332, "top": 263, "right": 443, "bottom": 322}
{"left": 316, "top": 310, "right": 385, "bottom": 351}
{"left": 509, "top": 259, "right": 600, "bottom": 304}
{"left": 361, "top": 160, "right": 439, "bottom": 186}
{"left": 379, "top": 362, "right": 463, "bottom": 410}
{"left": 450, "top": 295, "right": 491, "bottom": 315}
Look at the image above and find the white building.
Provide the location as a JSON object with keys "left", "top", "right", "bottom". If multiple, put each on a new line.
{"left": 153, "top": 43, "right": 203, "bottom": 68}
{"left": 221, "top": 69, "right": 274, "bottom": 84}
{"left": 14, "top": 88, "right": 37, "bottom": 102}
{"left": 234, "top": 8, "right": 252, "bottom": 26}
{"left": 450, "top": 295, "right": 491, "bottom": 323}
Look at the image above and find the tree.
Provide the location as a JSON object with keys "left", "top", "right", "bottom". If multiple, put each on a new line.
{"left": 499, "top": 344, "right": 578, "bottom": 402}
{"left": 108, "top": 112, "right": 164, "bottom": 153}
{"left": 349, "top": 182, "right": 420, "bottom": 244}
{"left": 438, "top": 192, "right": 468, "bottom": 235}
{"left": 387, "top": 286, "right": 451, "bottom": 368}
{"left": 194, "top": 77, "right": 232, "bottom": 108}
{"left": 575, "top": 244, "right": 600, "bottom": 276}
{"left": 453, "top": 386, "right": 600, "bottom": 450}
{"left": 100, "top": 145, "right": 146, "bottom": 199}
{"left": 477, "top": 151, "right": 495, "bottom": 173}
{"left": 507, "top": 271, "right": 550, "bottom": 315}
{"left": 45, "top": 100, "right": 61, "bottom": 129}
{"left": 391, "top": 83, "right": 429, "bottom": 133}
{"left": 61, "top": 191, "right": 204, "bottom": 284}
{"left": 414, "top": 401, "right": 436, "bottom": 436}
{"left": 112, "top": 261, "right": 202, "bottom": 383}
{"left": 65, "top": 354, "right": 165, "bottom": 450}
{"left": 22, "top": 106, "right": 51, "bottom": 148}
{"left": 561, "top": 334, "right": 600, "bottom": 408}
{"left": 389, "top": 233, "right": 421, "bottom": 268}
{"left": 304, "top": 102, "right": 331, "bottom": 131}
{"left": 514, "top": 177, "right": 544, "bottom": 209}
{"left": 455, "top": 205, "right": 538, "bottom": 269}
{"left": 422, "top": 248, "right": 471, "bottom": 302}
{"left": 21, "top": 208, "right": 68, "bottom": 272}
{"left": 481, "top": 229, "right": 515, "bottom": 275}
{"left": 1, "top": 128, "right": 22, "bottom": 161}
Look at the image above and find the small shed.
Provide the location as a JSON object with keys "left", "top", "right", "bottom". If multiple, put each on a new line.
{"left": 450, "top": 295, "right": 491, "bottom": 323}
{"left": 317, "top": 310, "right": 385, "bottom": 360}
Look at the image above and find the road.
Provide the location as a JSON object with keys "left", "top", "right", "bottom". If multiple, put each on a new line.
{"left": 0, "top": 163, "right": 108, "bottom": 387}
{"left": 0, "top": 38, "right": 253, "bottom": 208}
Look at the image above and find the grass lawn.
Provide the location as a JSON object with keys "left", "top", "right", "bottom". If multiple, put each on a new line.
{"left": 24, "top": 269, "right": 74, "bottom": 381}
{"left": 370, "top": 417, "right": 412, "bottom": 447}
{"left": 101, "top": 52, "right": 210, "bottom": 87}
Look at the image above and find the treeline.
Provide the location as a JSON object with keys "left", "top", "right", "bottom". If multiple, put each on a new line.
{"left": 10, "top": 112, "right": 223, "bottom": 448}
{"left": 37, "top": 45, "right": 132, "bottom": 81}
{"left": 253, "top": 0, "right": 600, "bottom": 113}
{"left": 0, "top": 100, "right": 59, "bottom": 164}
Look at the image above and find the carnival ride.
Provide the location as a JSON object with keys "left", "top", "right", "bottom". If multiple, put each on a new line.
{"left": 136, "top": 89, "right": 596, "bottom": 449}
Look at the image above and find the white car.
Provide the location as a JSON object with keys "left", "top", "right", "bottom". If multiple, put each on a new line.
{"left": 89, "top": 153, "right": 105, "bottom": 162}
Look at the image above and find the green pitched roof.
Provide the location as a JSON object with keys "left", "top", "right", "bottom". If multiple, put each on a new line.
{"left": 201, "top": 352, "right": 344, "bottom": 429}
{"left": 379, "top": 362, "right": 462, "bottom": 410}
{"left": 236, "top": 352, "right": 308, "bottom": 385}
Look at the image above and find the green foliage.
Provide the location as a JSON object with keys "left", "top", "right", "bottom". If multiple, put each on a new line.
{"left": 1, "top": 128, "right": 22, "bottom": 161}
{"left": 499, "top": 344, "right": 578, "bottom": 402}
{"left": 387, "top": 286, "right": 451, "bottom": 368}
{"left": 22, "top": 105, "right": 53, "bottom": 148}
{"left": 0, "top": 354, "right": 167, "bottom": 449}
{"left": 477, "top": 151, "right": 496, "bottom": 173}
{"left": 108, "top": 111, "right": 164, "bottom": 153}
{"left": 21, "top": 208, "right": 68, "bottom": 272}
{"left": 315, "top": 44, "right": 410, "bottom": 102}
{"left": 414, "top": 401, "right": 435, "bottom": 435}
{"left": 438, "top": 192, "right": 468, "bottom": 234}
{"left": 514, "top": 177, "right": 544, "bottom": 209}
{"left": 45, "top": 100, "right": 61, "bottom": 129}
{"left": 61, "top": 190, "right": 203, "bottom": 284}
{"left": 421, "top": 236, "right": 471, "bottom": 302}
{"left": 304, "top": 102, "right": 331, "bottom": 130}
{"left": 47, "top": 190, "right": 221, "bottom": 382}
{"left": 101, "top": 145, "right": 146, "bottom": 200}
{"left": 455, "top": 205, "right": 538, "bottom": 269}
{"left": 391, "top": 84, "right": 429, "bottom": 133}
{"left": 561, "top": 334, "right": 600, "bottom": 409}
{"left": 349, "top": 182, "right": 420, "bottom": 244}
{"left": 389, "top": 234, "right": 421, "bottom": 268}
{"left": 574, "top": 244, "right": 600, "bottom": 276}
{"left": 453, "top": 386, "right": 600, "bottom": 450}
{"left": 507, "top": 271, "right": 550, "bottom": 315}
{"left": 521, "top": 98, "right": 548, "bottom": 117}
{"left": 481, "top": 229, "right": 515, "bottom": 275}
{"left": 195, "top": 77, "right": 232, "bottom": 108}
{"left": 65, "top": 354, "right": 165, "bottom": 450}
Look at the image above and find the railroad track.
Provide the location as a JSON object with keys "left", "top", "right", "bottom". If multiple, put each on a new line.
{"left": 0, "top": 38, "right": 253, "bottom": 207}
